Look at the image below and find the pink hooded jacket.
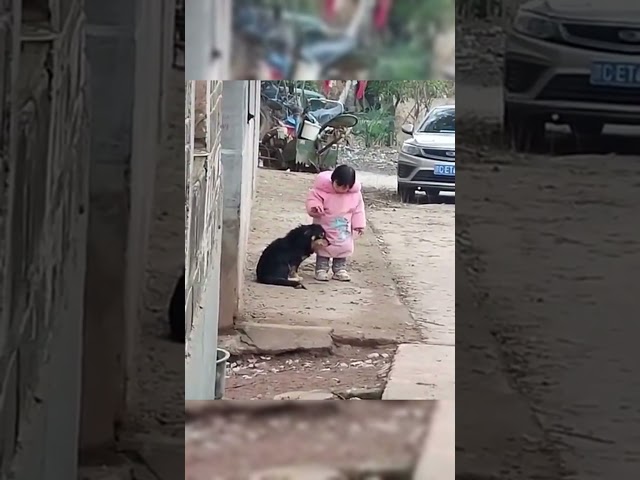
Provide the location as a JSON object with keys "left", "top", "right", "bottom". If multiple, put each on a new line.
{"left": 306, "top": 170, "right": 366, "bottom": 258}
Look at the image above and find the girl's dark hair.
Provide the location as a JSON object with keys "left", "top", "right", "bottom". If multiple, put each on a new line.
{"left": 331, "top": 165, "right": 356, "bottom": 189}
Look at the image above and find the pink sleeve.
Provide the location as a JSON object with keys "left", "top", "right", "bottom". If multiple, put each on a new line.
{"left": 351, "top": 193, "right": 366, "bottom": 229}
{"left": 306, "top": 188, "right": 324, "bottom": 216}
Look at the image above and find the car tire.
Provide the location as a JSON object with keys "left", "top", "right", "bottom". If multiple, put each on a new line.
{"left": 570, "top": 119, "right": 604, "bottom": 137}
{"left": 398, "top": 185, "right": 416, "bottom": 203}
{"left": 503, "top": 106, "right": 545, "bottom": 153}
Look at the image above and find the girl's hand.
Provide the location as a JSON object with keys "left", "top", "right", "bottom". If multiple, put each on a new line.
{"left": 354, "top": 228, "right": 364, "bottom": 237}
{"left": 310, "top": 206, "right": 324, "bottom": 216}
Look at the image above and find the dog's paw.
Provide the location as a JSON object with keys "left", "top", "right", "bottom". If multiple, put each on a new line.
{"left": 288, "top": 275, "right": 302, "bottom": 282}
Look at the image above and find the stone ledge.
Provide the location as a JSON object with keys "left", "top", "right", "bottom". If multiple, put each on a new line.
{"left": 219, "top": 323, "right": 334, "bottom": 355}
{"left": 382, "top": 344, "right": 454, "bottom": 401}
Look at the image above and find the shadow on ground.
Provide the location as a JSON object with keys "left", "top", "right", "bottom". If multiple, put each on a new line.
{"left": 458, "top": 117, "right": 640, "bottom": 157}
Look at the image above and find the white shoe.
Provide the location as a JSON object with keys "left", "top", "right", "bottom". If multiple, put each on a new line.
{"left": 315, "top": 270, "right": 330, "bottom": 281}
{"left": 333, "top": 269, "right": 351, "bottom": 282}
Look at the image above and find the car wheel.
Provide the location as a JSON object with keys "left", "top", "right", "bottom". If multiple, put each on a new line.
{"left": 570, "top": 119, "right": 604, "bottom": 137}
{"left": 503, "top": 106, "right": 545, "bottom": 153}
{"left": 398, "top": 185, "right": 416, "bottom": 203}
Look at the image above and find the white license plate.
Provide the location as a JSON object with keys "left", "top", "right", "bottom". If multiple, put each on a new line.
{"left": 590, "top": 62, "right": 640, "bottom": 87}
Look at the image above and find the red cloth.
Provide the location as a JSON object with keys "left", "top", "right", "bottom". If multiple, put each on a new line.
{"left": 323, "top": 80, "right": 332, "bottom": 95}
{"left": 355, "top": 80, "right": 368, "bottom": 100}
{"left": 324, "top": 0, "right": 337, "bottom": 20}
{"left": 374, "top": 0, "right": 392, "bottom": 30}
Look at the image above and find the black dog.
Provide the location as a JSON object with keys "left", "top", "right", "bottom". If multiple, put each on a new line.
{"left": 168, "top": 270, "right": 185, "bottom": 342}
{"left": 256, "top": 224, "right": 329, "bottom": 289}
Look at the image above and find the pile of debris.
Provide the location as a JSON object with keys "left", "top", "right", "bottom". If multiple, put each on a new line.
{"left": 224, "top": 347, "right": 395, "bottom": 401}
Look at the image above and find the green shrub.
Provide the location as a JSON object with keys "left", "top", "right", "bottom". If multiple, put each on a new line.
{"left": 352, "top": 109, "right": 396, "bottom": 148}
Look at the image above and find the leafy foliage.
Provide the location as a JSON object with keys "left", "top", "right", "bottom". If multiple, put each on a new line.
{"left": 352, "top": 109, "right": 396, "bottom": 148}
{"left": 350, "top": 80, "right": 454, "bottom": 146}
{"left": 245, "top": 0, "right": 455, "bottom": 79}
{"left": 367, "top": 80, "right": 455, "bottom": 111}
{"left": 390, "top": 0, "right": 455, "bottom": 31}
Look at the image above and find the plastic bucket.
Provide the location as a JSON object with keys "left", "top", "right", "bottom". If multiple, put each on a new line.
{"left": 214, "top": 348, "right": 231, "bottom": 399}
{"left": 299, "top": 120, "right": 321, "bottom": 141}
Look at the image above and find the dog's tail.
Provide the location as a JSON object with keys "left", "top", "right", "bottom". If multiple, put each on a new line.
{"left": 257, "top": 277, "right": 306, "bottom": 289}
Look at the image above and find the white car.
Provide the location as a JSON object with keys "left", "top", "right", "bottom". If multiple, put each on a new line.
{"left": 396, "top": 105, "right": 455, "bottom": 203}
{"left": 503, "top": 0, "right": 640, "bottom": 151}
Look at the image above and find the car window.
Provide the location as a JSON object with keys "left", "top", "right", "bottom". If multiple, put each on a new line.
{"left": 418, "top": 108, "right": 455, "bottom": 133}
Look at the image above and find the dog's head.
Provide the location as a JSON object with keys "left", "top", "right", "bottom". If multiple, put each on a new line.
{"left": 305, "top": 224, "right": 330, "bottom": 251}
{"left": 287, "top": 224, "right": 330, "bottom": 251}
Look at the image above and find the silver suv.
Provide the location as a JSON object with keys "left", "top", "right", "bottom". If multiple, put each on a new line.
{"left": 503, "top": 0, "right": 640, "bottom": 151}
{"left": 396, "top": 105, "right": 455, "bottom": 203}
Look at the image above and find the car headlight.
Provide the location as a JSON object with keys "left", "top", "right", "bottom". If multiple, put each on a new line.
{"left": 513, "top": 10, "right": 560, "bottom": 40}
{"left": 401, "top": 143, "right": 421, "bottom": 156}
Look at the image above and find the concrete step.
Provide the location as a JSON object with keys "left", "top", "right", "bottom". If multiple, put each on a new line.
{"left": 382, "top": 344, "right": 454, "bottom": 400}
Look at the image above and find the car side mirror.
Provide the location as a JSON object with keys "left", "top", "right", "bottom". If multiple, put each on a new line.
{"left": 401, "top": 124, "right": 414, "bottom": 135}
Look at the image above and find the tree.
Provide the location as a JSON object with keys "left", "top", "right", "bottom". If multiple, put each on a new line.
{"left": 406, "top": 80, "right": 455, "bottom": 124}
{"left": 367, "top": 80, "right": 455, "bottom": 116}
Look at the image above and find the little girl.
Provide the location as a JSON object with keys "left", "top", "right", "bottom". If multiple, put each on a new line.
{"left": 306, "top": 165, "right": 366, "bottom": 281}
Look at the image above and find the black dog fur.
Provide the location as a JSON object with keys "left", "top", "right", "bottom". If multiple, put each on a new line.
{"left": 256, "top": 224, "right": 328, "bottom": 289}
{"left": 168, "top": 270, "right": 185, "bottom": 342}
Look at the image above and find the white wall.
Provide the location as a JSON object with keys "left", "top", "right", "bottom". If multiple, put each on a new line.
{"left": 185, "top": 81, "right": 225, "bottom": 400}
{"left": 219, "top": 81, "right": 260, "bottom": 331}
{"left": 185, "top": 81, "right": 260, "bottom": 398}
{"left": 186, "top": 0, "right": 231, "bottom": 79}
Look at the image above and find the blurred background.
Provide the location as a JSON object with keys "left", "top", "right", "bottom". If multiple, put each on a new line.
{"left": 183, "top": 0, "right": 454, "bottom": 80}
{"left": 186, "top": 401, "right": 441, "bottom": 479}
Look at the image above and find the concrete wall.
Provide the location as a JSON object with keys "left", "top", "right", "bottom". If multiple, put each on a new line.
{"left": 185, "top": 80, "right": 225, "bottom": 400}
{"left": 0, "top": 1, "right": 89, "bottom": 478}
{"left": 185, "top": 80, "right": 260, "bottom": 398}
{"left": 81, "top": 0, "right": 174, "bottom": 450}
{"left": 0, "top": 0, "right": 174, "bottom": 476}
{"left": 185, "top": 0, "right": 231, "bottom": 79}
{"left": 219, "top": 81, "right": 260, "bottom": 332}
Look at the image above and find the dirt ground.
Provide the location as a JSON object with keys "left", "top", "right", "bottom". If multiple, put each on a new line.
{"left": 363, "top": 190, "right": 455, "bottom": 347}
{"left": 185, "top": 401, "right": 434, "bottom": 480}
{"left": 227, "top": 169, "right": 421, "bottom": 400}
{"left": 458, "top": 146, "right": 640, "bottom": 478}
{"left": 225, "top": 344, "right": 395, "bottom": 400}
{"left": 456, "top": 92, "right": 640, "bottom": 477}
{"left": 124, "top": 70, "right": 185, "bottom": 438}
{"left": 226, "top": 168, "right": 455, "bottom": 400}
{"left": 241, "top": 169, "right": 422, "bottom": 345}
